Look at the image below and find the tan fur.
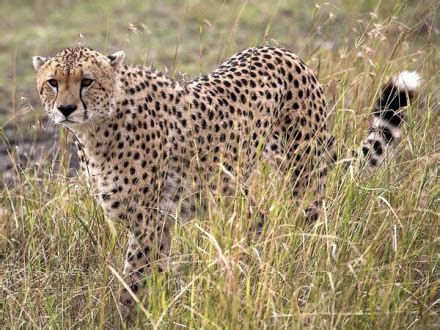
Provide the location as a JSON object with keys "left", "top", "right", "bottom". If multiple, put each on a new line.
{"left": 34, "top": 46, "right": 335, "bottom": 317}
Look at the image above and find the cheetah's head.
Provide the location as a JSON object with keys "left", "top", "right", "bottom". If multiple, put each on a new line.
{"left": 33, "top": 47, "right": 124, "bottom": 128}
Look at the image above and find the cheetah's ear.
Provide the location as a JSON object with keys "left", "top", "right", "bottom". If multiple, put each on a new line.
{"left": 32, "top": 56, "right": 48, "bottom": 71}
{"left": 107, "top": 51, "right": 125, "bottom": 68}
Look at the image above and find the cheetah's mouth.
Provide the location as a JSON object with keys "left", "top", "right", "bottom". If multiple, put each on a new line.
{"left": 58, "top": 118, "right": 82, "bottom": 126}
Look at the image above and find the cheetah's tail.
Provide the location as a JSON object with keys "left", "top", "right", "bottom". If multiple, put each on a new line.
{"left": 360, "top": 71, "right": 422, "bottom": 167}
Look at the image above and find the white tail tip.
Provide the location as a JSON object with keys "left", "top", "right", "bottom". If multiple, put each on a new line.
{"left": 392, "top": 71, "right": 421, "bottom": 92}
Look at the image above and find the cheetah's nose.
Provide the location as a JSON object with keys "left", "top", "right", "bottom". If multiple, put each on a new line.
{"left": 58, "top": 104, "right": 77, "bottom": 117}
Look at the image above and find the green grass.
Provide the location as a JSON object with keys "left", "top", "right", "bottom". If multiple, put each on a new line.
{"left": 1, "top": 0, "right": 439, "bottom": 328}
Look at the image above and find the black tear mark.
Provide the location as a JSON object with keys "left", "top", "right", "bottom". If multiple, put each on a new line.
{"left": 80, "top": 89, "right": 88, "bottom": 119}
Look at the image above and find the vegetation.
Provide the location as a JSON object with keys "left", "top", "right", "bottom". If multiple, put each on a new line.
{"left": 1, "top": 0, "right": 438, "bottom": 327}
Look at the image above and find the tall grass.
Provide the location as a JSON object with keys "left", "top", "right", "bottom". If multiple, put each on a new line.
{"left": 1, "top": 0, "right": 438, "bottom": 328}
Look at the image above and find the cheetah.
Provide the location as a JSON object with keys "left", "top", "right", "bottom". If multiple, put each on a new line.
{"left": 33, "top": 46, "right": 420, "bottom": 317}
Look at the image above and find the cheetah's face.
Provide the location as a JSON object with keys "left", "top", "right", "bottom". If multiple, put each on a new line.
{"left": 33, "top": 47, "right": 124, "bottom": 128}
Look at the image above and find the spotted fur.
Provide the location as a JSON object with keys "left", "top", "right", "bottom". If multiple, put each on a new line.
{"left": 33, "top": 46, "right": 420, "bottom": 317}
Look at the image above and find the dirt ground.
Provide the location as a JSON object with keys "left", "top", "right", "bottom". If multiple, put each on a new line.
{"left": 0, "top": 89, "right": 79, "bottom": 186}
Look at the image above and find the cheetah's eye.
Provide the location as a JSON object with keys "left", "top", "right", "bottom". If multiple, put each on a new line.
{"left": 47, "top": 79, "right": 58, "bottom": 88}
{"left": 81, "top": 78, "right": 94, "bottom": 88}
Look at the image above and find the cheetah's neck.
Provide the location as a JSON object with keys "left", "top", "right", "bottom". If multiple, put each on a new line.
{"left": 71, "top": 64, "right": 191, "bottom": 191}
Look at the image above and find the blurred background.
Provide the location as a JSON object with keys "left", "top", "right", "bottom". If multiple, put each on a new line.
{"left": 0, "top": 0, "right": 437, "bottom": 184}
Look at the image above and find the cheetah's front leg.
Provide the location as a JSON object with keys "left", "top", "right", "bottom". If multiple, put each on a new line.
{"left": 119, "top": 219, "right": 171, "bottom": 318}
